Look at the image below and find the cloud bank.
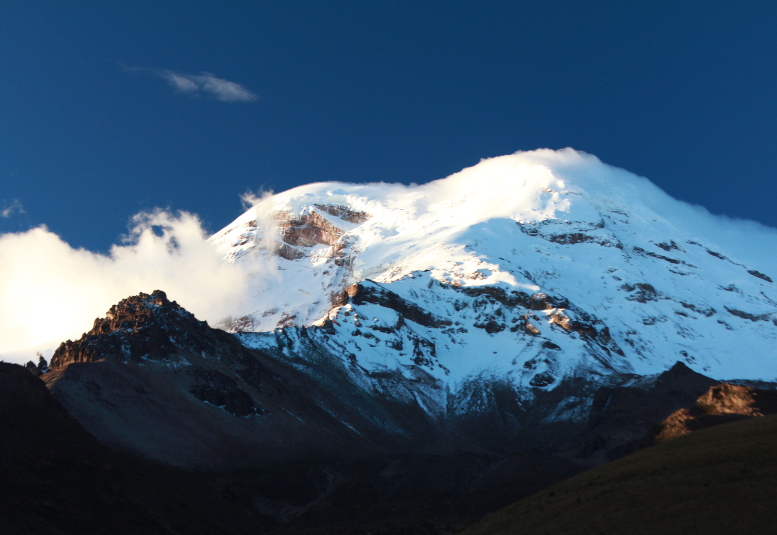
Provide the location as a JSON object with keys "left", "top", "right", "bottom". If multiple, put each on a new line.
{"left": 0, "top": 210, "right": 263, "bottom": 364}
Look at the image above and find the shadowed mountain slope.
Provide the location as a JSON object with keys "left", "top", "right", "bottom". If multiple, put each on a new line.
{"left": 24, "top": 289, "right": 777, "bottom": 534}
{"left": 0, "top": 362, "right": 263, "bottom": 535}
{"left": 42, "top": 290, "right": 440, "bottom": 470}
{"left": 463, "top": 413, "right": 777, "bottom": 535}
{"left": 576, "top": 361, "right": 719, "bottom": 462}
{"left": 0, "top": 360, "right": 584, "bottom": 534}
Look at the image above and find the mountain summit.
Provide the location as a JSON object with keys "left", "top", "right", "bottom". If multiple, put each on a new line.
{"left": 211, "top": 149, "right": 776, "bottom": 409}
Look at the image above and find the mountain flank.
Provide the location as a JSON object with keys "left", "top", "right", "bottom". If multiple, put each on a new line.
{"left": 15, "top": 289, "right": 773, "bottom": 533}
{"left": 462, "top": 379, "right": 777, "bottom": 535}
{"left": 0, "top": 361, "right": 262, "bottom": 535}
{"left": 42, "top": 290, "right": 437, "bottom": 470}
{"left": 462, "top": 413, "right": 777, "bottom": 535}
{"left": 577, "top": 361, "right": 719, "bottom": 462}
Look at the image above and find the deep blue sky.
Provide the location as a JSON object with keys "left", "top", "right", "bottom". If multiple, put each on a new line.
{"left": 1, "top": 1, "right": 776, "bottom": 252}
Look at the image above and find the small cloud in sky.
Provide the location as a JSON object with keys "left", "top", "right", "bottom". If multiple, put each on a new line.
{"left": 122, "top": 65, "right": 258, "bottom": 102}
{"left": 1, "top": 199, "right": 24, "bottom": 219}
{"left": 160, "top": 71, "right": 258, "bottom": 102}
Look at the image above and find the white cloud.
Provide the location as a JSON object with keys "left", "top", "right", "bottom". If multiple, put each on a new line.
{"left": 0, "top": 210, "right": 270, "bottom": 363}
{"left": 121, "top": 64, "right": 258, "bottom": 102}
{"left": 166, "top": 73, "right": 200, "bottom": 93}
{"left": 159, "top": 70, "right": 258, "bottom": 102}
{"left": 240, "top": 188, "right": 274, "bottom": 211}
{"left": 1, "top": 199, "right": 24, "bottom": 218}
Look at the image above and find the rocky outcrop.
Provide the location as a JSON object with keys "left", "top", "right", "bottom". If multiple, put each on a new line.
{"left": 274, "top": 205, "right": 369, "bottom": 261}
{"left": 23, "top": 355, "right": 48, "bottom": 377}
{"left": 578, "top": 362, "right": 719, "bottom": 461}
{"left": 49, "top": 290, "right": 275, "bottom": 380}
{"left": 748, "top": 269, "right": 773, "bottom": 282}
{"left": 335, "top": 281, "right": 453, "bottom": 328}
{"left": 277, "top": 211, "right": 341, "bottom": 247}
{"left": 313, "top": 203, "right": 370, "bottom": 224}
{"left": 516, "top": 219, "right": 623, "bottom": 249}
{"left": 649, "top": 382, "right": 777, "bottom": 443}
{"left": 51, "top": 290, "right": 209, "bottom": 367}
{"left": 189, "top": 369, "right": 261, "bottom": 417}
{"left": 47, "top": 290, "right": 279, "bottom": 430}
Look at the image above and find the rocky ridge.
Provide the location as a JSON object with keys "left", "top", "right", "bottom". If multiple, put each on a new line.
{"left": 649, "top": 382, "right": 777, "bottom": 443}
{"left": 53, "top": 291, "right": 219, "bottom": 365}
{"left": 43, "top": 291, "right": 444, "bottom": 470}
{"left": 50, "top": 290, "right": 271, "bottom": 417}
{"left": 30, "top": 287, "right": 777, "bottom": 533}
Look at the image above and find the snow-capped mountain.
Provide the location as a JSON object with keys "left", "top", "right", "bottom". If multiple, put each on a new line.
{"left": 23, "top": 148, "right": 777, "bottom": 533}
{"left": 210, "top": 148, "right": 776, "bottom": 415}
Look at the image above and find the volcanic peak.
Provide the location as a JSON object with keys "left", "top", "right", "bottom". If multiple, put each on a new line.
{"left": 213, "top": 150, "right": 777, "bottom": 383}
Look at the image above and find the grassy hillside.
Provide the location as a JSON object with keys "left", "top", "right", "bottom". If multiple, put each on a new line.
{"left": 463, "top": 413, "right": 777, "bottom": 535}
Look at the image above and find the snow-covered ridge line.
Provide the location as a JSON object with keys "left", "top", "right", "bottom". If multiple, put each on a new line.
{"left": 212, "top": 148, "right": 777, "bottom": 388}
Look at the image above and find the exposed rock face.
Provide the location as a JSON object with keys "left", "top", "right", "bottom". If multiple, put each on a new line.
{"left": 49, "top": 291, "right": 279, "bottom": 420}
{"left": 335, "top": 281, "right": 452, "bottom": 328}
{"left": 189, "top": 368, "right": 260, "bottom": 417}
{"left": 275, "top": 205, "right": 369, "bottom": 261}
{"left": 313, "top": 203, "right": 371, "bottom": 224}
{"left": 51, "top": 290, "right": 217, "bottom": 367}
{"left": 577, "top": 361, "right": 719, "bottom": 462}
{"left": 650, "top": 382, "right": 777, "bottom": 443}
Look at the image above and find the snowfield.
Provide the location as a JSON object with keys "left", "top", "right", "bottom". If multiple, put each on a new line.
{"left": 211, "top": 149, "right": 776, "bottom": 398}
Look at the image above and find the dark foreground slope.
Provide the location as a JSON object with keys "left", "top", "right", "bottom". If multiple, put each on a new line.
{"left": 462, "top": 413, "right": 777, "bottom": 535}
{"left": 0, "top": 362, "right": 263, "bottom": 535}
{"left": 19, "top": 290, "right": 774, "bottom": 534}
{"left": 9, "top": 352, "right": 777, "bottom": 535}
{"left": 0, "top": 361, "right": 583, "bottom": 534}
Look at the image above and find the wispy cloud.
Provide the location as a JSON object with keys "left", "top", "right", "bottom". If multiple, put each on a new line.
{"left": 160, "top": 71, "right": 258, "bottom": 102}
{"left": 122, "top": 65, "right": 258, "bottom": 102}
{"left": 1, "top": 199, "right": 24, "bottom": 219}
